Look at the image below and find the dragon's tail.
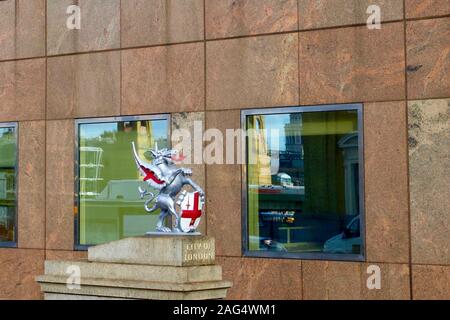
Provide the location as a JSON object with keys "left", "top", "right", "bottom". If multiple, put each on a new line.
{"left": 139, "top": 186, "right": 157, "bottom": 213}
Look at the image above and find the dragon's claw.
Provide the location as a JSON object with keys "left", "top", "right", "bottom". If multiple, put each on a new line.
{"left": 156, "top": 226, "right": 172, "bottom": 233}
{"left": 138, "top": 186, "right": 146, "bottom": 199}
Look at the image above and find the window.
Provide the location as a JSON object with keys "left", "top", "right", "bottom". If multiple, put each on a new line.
{"left": 242, "top": 105, "right": 364, "bottom": 260}
{"left": 75, "top": 115, "right": 169, "bottom": 248}
{"left": 0, "top": 123, "right": 17, "bottom": 247}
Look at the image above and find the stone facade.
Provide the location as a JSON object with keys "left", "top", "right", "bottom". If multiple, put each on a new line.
{"left": 0, "top": 0, "right": 449, "bottom": 300}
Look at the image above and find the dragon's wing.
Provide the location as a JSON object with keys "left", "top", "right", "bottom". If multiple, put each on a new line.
{"left": 131, "top": 142, "right": 166, "bottom": 190}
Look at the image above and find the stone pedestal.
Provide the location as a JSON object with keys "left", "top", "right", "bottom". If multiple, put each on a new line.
{"left": 36, "top": 236, "right": 232, "bottom": 300}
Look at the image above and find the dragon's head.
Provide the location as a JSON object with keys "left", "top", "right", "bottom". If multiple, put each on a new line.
{"left": 146, "top": 143, "right": 178, "bottom": 166}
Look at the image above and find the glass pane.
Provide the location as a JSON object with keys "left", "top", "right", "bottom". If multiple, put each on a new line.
{"left": 246, "top": 109, "right": 361, "bottom": 255}
{"left": 78, "top": 119, "right": 168, "bottom": 245}
{"left": 0, "top": 126, "right": 17, "bottom": 243}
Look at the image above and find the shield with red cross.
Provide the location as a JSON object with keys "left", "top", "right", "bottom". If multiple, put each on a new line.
{"left": 180, "top": 191, "right": 204, "bottom": 233}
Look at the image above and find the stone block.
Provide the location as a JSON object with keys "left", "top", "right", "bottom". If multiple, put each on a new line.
{"left": 206, "top": 33, "right": 298, "bottom": 110}
{"left": 47, "top": 51, "right": 120, "bottom": 119}
{"left": 0, "top": 59, "right": 46, "bottom": 122}
{"left": 121, "top": 0, "right": 204, "bottom": 47}
{"left": 122, "top": 43, "right": 204, "bottom": 114}
{"left": 407, "top": 18, "right": 450, "bottom": 99}
{"left": 406, "top": 0, "right": 450, "bottom": 19}
{"left": 206, "top": 0, "right": 298, "bottom": 39}
{"left": 408, "top": 99, "right": 450, "bottom": 264}
{"left": 298, "top": 0, "right": 403, "bottom": 30}
{"left": 0, "top": 0, "right": 46, "bottom": 60}
{"left": 47, "top": 0, "right": 120, "bottom": 55}
{"left": 18, "top": 121, "right": 46, "bottom": 249}
{"left": 364, "top": 101, "right": 410, "bottom": 263}
{"left": 412, "top": 265, "right": 450, "bottom": 300}
{"left": 37, "top": 276, "right": 231, "bottom": 300}
{"left": 299, "top": 23, "right": 405, "bottom": 104}
{"left": 88, "top": 236, "right": 215, "bottom": 266}
{"left": 44, "top": 260, "right": 222, "bottom": 283}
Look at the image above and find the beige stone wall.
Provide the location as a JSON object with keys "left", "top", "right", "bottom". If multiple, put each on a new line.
{"left": 0, "top": 0, "right": 448, "bottom": 300}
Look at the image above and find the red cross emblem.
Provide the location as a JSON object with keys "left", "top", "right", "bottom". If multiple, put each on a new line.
{"left": 180, "top": 192, "right": 203, "bottom": 232}
{"left": 140, "top": 165, "right": 165, "bottom": 185}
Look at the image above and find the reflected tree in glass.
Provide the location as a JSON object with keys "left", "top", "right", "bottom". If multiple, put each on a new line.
{"left": 78, "top": 119, "right": 168, "bottom": 245}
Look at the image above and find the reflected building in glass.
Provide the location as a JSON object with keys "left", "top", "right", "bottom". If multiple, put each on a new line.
{"left": 245, "top": 107, "right": 362, "bottom": 257}
{"left": 0, "top": 126, "right": 17, "bottom": 245}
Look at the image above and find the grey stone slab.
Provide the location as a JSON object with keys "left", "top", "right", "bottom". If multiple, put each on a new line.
{"left": 37, "top": 275, "right": 231, "bottom": 300}
{"left": 45, "top": 293, "right": 128, "bottom": 300}
{"left": 44, "top": 260, "right": 222, "bottom": 283}
{"left": 88, "top": 236, "right": 215, "bottom": 266}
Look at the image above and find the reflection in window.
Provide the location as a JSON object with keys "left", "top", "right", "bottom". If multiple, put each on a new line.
{"left": 77, "top": 118, "right": 169, "bottom": 245}
{"left": 245, "top": 107, "right": 362, "bottom": 257}
{"left": 0, "top": 125, "right": 17, "bottom": 244}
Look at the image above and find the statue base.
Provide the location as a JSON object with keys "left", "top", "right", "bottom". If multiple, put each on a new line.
{"left": 36, "top": 236, "right": 232, "bottom": 300}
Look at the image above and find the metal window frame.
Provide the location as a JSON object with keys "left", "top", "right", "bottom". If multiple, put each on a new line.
{"left": 74, "top": 114, "right": 171, "bottom": 251}
{"left": 241, "top": 104, "right": 365, "bottom": 262}
{"left": 0, "top": 122, "right": 19, "bottom": 248}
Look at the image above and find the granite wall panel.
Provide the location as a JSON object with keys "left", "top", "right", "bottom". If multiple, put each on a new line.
{"left": 408, "top": 99, "right": 450, "bottom": 265}
{"left": 406, "top": 0, "right": 450, "bottom": 19}
{"left": 364, "top": 102, "right": 410, "bottom": 263}
{"left": 45, "top": 120, "right": 75, "bottom": 251}
{"left": 303, "top": 261, "right": 410, "bottom": 300}
{"left": 47, "top": 0, "right": 120, "bottom": 55}
{"left": 206, "top": 0, "right": 298, "bottom": 39}
{"left": 0, "top": 0, "right": 46, "bottom": 61}
{"left": 205, "top": 110, "right": 242, "bottom": 257}
{"left": 47, "top": 52, "right": 120, "bottom": 120}
{"left": 407, "top": 17, "right": 450, "bottom": 100}
{"left": 217, "top": 257, "right": 302, "bottom": 300}
{"left": 18, "top": 121, "right": 46, "bottom": 249}
{"left": 298, "top": 0, "right": 403, "bottom": 30}
{"left": 299, "top": 23, "right": 405, "bottom": 104}
{"left": 122, "top": 0, "right": 204, "bottom": 47}
{"left": 0, "top": 59, "right": 46, "bottom": 122}
{"left": 122, "top": 43, "right": 204, "bottom": 115}
{"left": 207, "top": 33, "right": 298, "bottom": 110}
{"left": 0, "top": 249, "right": 45, "bottom": 299}
{"left": 412, "top": 264, "right": 450, "bottom": 300}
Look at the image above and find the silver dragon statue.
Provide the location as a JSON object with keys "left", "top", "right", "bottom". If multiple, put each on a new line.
{"left": 132, "top": 142, "right": 205, "bottom": 234}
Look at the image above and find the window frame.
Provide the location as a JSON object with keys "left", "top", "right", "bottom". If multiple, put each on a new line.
{"left": 241, "top": 104, "right": 365, "bottom": 262}
{"left": 0, "top": 122, "right": 18, "bottom": 248}
{"left": 74, "top": 114, "right": 171, "bottom": 250}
